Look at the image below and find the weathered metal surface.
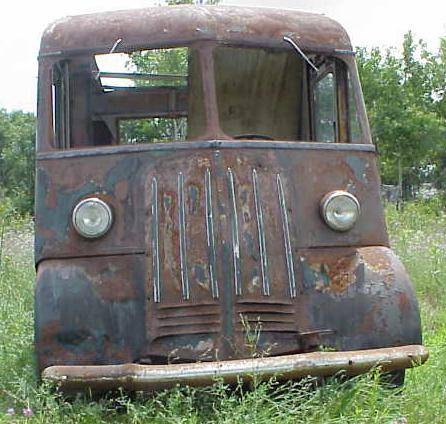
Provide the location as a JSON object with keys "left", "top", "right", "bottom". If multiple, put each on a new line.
{"left": 39, "top": 6, "right": 352, "bottom": 58}
{"left": 37, "top": 141, "right": 376, "bottom": 160}
{"left": 34, "top": 5, "right": 425, "bottom": 386}
{"left": 35, "top": 143, "right": 386, "bottom": 263}
{"left": 42, "top": 345, "right": 428, "bottom": 392}
{"left": 34, "top": 142, "right": 422, "bottom": 372}
{"left": 34, "top": 256, "right": 147, "bottom": 372}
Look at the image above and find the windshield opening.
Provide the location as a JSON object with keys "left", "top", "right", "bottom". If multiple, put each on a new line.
{"left": 49, "top": 44, "right": 363, "bottom": 148}
{"left": 51, "top": 47, "right": 206, "bottom": 148}
{"left": 214, "top": 47, "right": 361, "bottom": 143}
{"left": 214, "top": 46, "right": 307, "bottom": 141}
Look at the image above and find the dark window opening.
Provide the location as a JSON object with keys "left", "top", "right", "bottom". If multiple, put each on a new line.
{"left": 51, "top": 61, "right": 70, "bottom": 148}
{"left": 348, "top": 74, "right": 361, "bottom": 142}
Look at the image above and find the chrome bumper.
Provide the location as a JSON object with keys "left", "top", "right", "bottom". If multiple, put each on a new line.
{"left": 42, "top": 345, "right": 428, "bottom": 391}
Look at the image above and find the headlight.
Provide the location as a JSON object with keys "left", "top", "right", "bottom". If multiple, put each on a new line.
{"left": 320, "top": 191, "right": 360, "bottom": 232}
{"left": 72, "top": 197, "right": 113, "bottom": 238}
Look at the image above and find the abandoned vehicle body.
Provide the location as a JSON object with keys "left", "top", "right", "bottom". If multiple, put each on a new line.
{"left": 35, "top": 6, "right": 427, "bottom": 391}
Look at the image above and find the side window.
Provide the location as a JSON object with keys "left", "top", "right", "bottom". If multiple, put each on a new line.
{"left": 348, "top": 74, "right": 361, "bottom": 142}
{"left": 313, "top": 72, "right": 336, "bottom": 142}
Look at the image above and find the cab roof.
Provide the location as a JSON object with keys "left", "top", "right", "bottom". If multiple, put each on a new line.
{"left": 39, "top": 5, "right": 352, "bottom": 57}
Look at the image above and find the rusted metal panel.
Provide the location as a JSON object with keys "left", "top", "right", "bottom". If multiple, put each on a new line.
{"left": 35, "top": 142, "right": 387, "bottom": 264}
{"left": 34, "top": 142, "right": 422, "bottom": 372}
{"left": 34, "top": 255, "right": 147, "bottom": 372}
{"left": 39, "top": 6, "right": 352, "bottom": 58}
{"left": 35, "top": 242, "right": 422, "bottom": 370}
{"left": 42, "top": 345, "right": 428, "bottom": 392}
{"left": 92, "top": 87, "right": 188, "bottom": 119}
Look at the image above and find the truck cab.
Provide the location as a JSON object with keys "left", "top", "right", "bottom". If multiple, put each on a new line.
{"left": 35, "top": 5, "right": 427, "bottom": 391}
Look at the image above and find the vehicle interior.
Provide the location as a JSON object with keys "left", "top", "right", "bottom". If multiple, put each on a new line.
{"left": 50, "top": 44, "right": 362, "bottom": 148}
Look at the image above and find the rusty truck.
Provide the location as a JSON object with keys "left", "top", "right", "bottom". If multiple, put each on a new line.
{"left": 34, "top": 5, "right": 427, "bottom": 391}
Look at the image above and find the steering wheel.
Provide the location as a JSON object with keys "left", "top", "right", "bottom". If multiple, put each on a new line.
{"left": 233, "top": 134, "right": 274, "bottom": 141}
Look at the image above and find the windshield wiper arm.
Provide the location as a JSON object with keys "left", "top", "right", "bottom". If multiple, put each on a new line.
{"left": 283, "top": 36, "right": 319, "bottom": 73}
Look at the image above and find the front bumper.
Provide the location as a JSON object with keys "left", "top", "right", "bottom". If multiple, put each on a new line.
{"left": 43, "top": 344, "right": 428, "bottom": 391}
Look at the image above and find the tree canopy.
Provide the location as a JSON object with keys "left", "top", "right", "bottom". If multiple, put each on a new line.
{"left": 356, "top": 33, "right": 446, "bottom": 194}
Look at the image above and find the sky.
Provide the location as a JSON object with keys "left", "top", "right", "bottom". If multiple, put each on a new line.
{"left": 1, "top": 0, "right": 445, "bottom": 113}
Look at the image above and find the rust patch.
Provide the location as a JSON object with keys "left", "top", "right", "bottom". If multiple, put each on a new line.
{"left": 324, "top": 255, "right": 359, "bottom": 293}
{"left": 301, "top": 249, "right": 359, "bottom": 294}
{"left": 359, "top": 247, "right": 394, "bottom": 284}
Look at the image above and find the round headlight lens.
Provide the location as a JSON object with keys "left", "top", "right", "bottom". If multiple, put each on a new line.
{"left": 72, "top": 198, "right": 113, "bottom": 238}
{"left": 320, "top": 191, "right": 360, "bottom": 232}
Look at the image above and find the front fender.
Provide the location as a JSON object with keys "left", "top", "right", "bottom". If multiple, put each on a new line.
{"left": 298, "top": 246, "right": 422, "bottom": 351}
{"left": 34, "top": 255, "right": 147, "bottom": 373}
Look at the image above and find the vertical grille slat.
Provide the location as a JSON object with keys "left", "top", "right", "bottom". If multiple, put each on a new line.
{"left": 227, "top": 168, "right": 242, "bottom": 296}
{"left": 150, "top": 168, "right": 297, "bottom": 304}
{"left": 147, "top": 161, "right": 301, "bottom": 358}
{"left": 252, "top": 168, "right": 270, "bottom": 296}
{"left": 276, "top": 174, "right": 297, "bottom": 298}
{"left": 205, "top": 169, "right": 219, "bottom": 299}
{"left": 177, "top": 172, "right": 190, "bottom": 300}
{"left": 151, "top": 176, "right": 161, "bottom": 303}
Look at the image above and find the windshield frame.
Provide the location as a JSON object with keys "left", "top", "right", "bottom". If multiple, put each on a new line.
{"left": 37, "top": 41, "right": 370, "bottom": 152}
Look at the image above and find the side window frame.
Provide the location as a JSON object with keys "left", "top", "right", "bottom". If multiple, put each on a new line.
{"left": 309, "top": 57, "right": 354, "bottom": 143}
{"left": 310, "top": 60, "right": 337, "bottom": 142}
{"left": 51, "top": 60, "right": 71, "bottom": 149}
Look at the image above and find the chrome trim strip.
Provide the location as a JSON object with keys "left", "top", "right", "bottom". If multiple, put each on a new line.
{"left": 252, "top": 169, "right": 270, "bottom": 296}
{"left": 205, "top": 169, "right": 219, "bottom": 299}
{"left": 178, "top": 172, "right": 189, "bottom": 300}
{"left": 227, "top": 168, "right": 241, "bottom": 296}
{"left": 151, "top": 177, "right": 161, "bottom": 303}
{"left": 276, "top": 174, "right": 297, "bottom": 298}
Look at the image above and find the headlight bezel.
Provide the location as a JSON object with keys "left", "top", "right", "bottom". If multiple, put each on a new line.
{"left": 72, "top": 197, "right": 113, "bottom": 239}
{"left": 320, "top": 190, "right": 360, "bottom": 232}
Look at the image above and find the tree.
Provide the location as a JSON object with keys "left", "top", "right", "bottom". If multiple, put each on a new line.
{"left": 0, "top": 110, "right": 36, "bottom": 214}
{"left": 356, "top": 33, "right": 446, "bottom": 197}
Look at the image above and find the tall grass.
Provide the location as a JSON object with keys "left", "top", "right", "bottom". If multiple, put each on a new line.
{"left": 0, "top": 201, "right": 445, "bottom": 423}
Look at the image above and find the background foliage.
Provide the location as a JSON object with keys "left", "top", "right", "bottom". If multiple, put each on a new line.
{"left": 0, "top": 110, "right": 35, "bottom": 214}
{"left": 356, "top": 33, "right": 446, "bottom": 194}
